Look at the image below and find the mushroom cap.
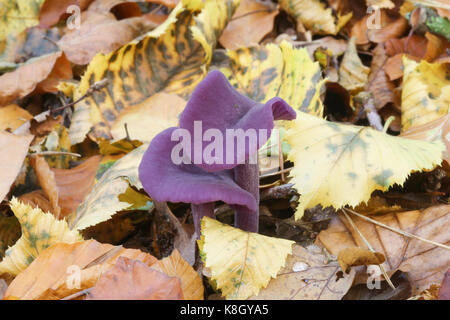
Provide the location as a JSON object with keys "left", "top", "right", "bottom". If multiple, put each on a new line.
{"left": 179, "top": 70, "right": 296, "bottom": 172}
{"left": 138, "top": 127, "right": 258, "bottom": 212}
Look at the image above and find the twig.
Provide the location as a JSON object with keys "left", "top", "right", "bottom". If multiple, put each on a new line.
{"left": 53, "top": 79, "right": 109, "bottom": 112}
{"left": 342, "top": 209, "right": 396, "bottom": 290}
{"left": 231, "top": 9, "right": 272, "bottom": 21}
{"left": 345, "top": 208, "right": 450, "bottom": 251}
{"left": 28, "top": 151, "right": 81, "bottom": 158}
{"left": 259, "top": 167, "right": 292, "bottom": 179}
{"left": 61, "top": 287, "right": 93, "bottom": 300}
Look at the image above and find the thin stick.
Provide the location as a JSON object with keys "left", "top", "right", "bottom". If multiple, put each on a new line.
{"left": 345, "top": 208, "right": 450, "bottom": 251}
{"left": 28, "top": 151, "right": 81, "bottom": 158}
{"left": 61, "top": 287, "right": 93, "bottom": 300}
{"left": 342, "top": 210, "right": 396, "bottom": 290}
{"left": 53, "top": 79, "right": 109, "bottom": 112}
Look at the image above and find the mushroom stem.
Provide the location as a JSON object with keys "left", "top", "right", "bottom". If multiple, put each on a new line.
{"left": 192, "top": 202, "right": 215, "bottom": 238}
{"left": 233, "top": 159, "right": 259, "bottom": 232}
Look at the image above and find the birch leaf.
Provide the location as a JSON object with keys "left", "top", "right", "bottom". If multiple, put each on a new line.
{"left": 401, "top": 56, "right": 450, "bottom": 132}
{"left": 0, "top": 0, "right": 45, "bottom": 41}
{"left": 68, "top": 144, "right": 147, "bottom": 230}
{"left": 220, "top": 41, "right": 325, "bottom": 117}
{"left": 198, "top": 217, "right": 294, "bottom": 300}
{"left": 69, "top": 0, "right": 238, "bottom": 143}
{"left": 286, "top": 112, "right": 445, "bottom": 220}
{"left": 0, "top": 198, "right": 83, "bottom": 276}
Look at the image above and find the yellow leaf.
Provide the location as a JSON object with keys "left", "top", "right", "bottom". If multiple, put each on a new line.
{"left": 401, "top": 57, "right": 450, "bottom": 132}
{"left": 286, "top": 112, "right": 445, "bottom": 219}
{"left": 0, "top": 105, "right": 32, "bottom": 131}
{"left": 69, "top": 0, "right": 239, "bottom": 143}
{"left": 0, "top": 0, "right": 44, "bottom": 41}
{"left": 220, "top": 41, "right": 325, "bottom": 117}
{"left": 279, "top": 0, "right": 352, "bottom": 35}
{"left": 68, "top": 144, "right": 147, "bottom": 230}
{"left": 0, "top": 198, "right": 83, "bottom": 276}
{"left": 198, "top": 217, "right": 294, "bottom": 300}
{"left": 339, "top": 38, "right": 370, "bottom": 93}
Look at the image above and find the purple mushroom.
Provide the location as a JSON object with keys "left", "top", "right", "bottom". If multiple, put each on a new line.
{"left": 139, "top": 70, "right": 296, "bottom": 235}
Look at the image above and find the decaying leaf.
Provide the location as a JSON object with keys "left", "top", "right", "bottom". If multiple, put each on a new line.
{"left": 286, "top": 112, "right": 445, "bottom": 219}
{"left": 86, "top": 256, "right": 183, "bottom": 300}
{"left": 337, "top": 247, "right": 385, "bottom": 273}
{"left": 0, "top": 0, "right": 45, "bottom": 41}
{"left": 68, "top": 144, "right": 146, "bottom": 230}
{"left": 0, "top": 198, "right": 83, "bottom": 276}
{"left": 150, "top": 249, "right": 204, "bottom": 300}
{"left": 317, "top": 205, "right": 450, "bottom": 294}
{"left": 3, "top": 239, "right": 157, "bottom": 300}
{"left": 401, "top": 56, "right": 450, "bottom": 132}
{"left": 198, "top": 217, "right": 294, "bottom": 300}
{"left": 69, "top": 0, "right": 239, "bottom": 143}
{"left": 220, "top": 41, "right": 325, "bottom": 117}
{"left": 339, "top": 38, "right": 370, "bottom": 93}
{"left": 0, "top": 132, "right": 33, "bottom": 202}
{"left": 279, "top": 0, "right": 352, "bottom": 35}
{"left": 249, "top": 244, "right": 355, "bottom": 300}
{"left": 219, "top": 0, "right": 279, "bottom": 50}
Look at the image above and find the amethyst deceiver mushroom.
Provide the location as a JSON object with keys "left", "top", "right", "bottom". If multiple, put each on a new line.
{"left": 138, "top": 70, "right": 296, "bottom": 235}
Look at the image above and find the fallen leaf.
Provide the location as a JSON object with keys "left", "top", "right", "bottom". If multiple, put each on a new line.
{"left": 400, "top": 56, "right": 450, "bottom": 131}
{"left": 0, "top": 215, "right": 21, "bottom": 258}
{"left": 317, "top": 205, "right": 450, "bottom": 294}
{"left": 337, "top": 247, "right": 385, "bottom": 273}
{"left": 58, "top": 11, "right": 158, "bottom": 65}
{"left": 3, "top": 239, "right": 157, "bottom": 299}
{"left": 366, "top": 44, "right": 396, "bottom": 110}
{"left": 198, "top": 217, "right": 294, "bottom": 300}
{"left": 286, "top": 111, "right": 444, "bottom": 219}
{"left": 438, "top": 269, "right": 450, "bottom": 300}
{"left": 0, "top": 51, "right": 72, "bottom": 105}
{"left": 339, "top": 37, "right": 370, "bottom": 93}
{"left": 30, "top": 156, "right": 60, "bottom": 218}
{"left": 279, "top": 0, "right": 352, "bottom": 35}
{"left": 220, "top": 41, "right": 326, "bottom": 117}
{"left": 69, "top": 0, "right": 238, "bottom": 143}
{"left": 0, "top": 132, "right": 33, "bottom": 202}
{"left": 68, "top": 144, "right": 146, "bottom": 230}
{"left": 219, "top": 0, "right": 279, "bottom": 50}
{"left": 39, "top": 0, "right": 77, "bottom": 28}
{"left": 0, "top": 105, "right": 32, "bottom": 131}
{"left": 151, "top": 249, "right": 204, "bottom": 300}
{"left": 0, "top": 198, "right": 83, "bottom": 277}
{"left": 110, "top": 92, "right": 186, "bottom": 142}
{"left": 0, "top": 0, "right": 45, "bottom": 41}
{"left": 17, "top": 189, "right": 54, "bottom": 214}
{"left": 367, "top": 0, "right": 395, "bottom": 9}
{"left": 86, "top": 256, "right": 183, "bottom": 300}
{"left": 249, "top": 244, "right": 355, "bottom": 300}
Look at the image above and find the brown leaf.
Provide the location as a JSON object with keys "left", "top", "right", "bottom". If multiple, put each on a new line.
{"left": 86, "top": 256, "right": 183, "bottom": 300}
{"left": 438, "top": 269, "right": 450, "bottom": 300}
{"left": 39, "top": 0, "right": 78, "bottom": 28}
{"left": 366, "top": 44, "right": 396, "bottom": 110}
{"left": 219, "top": 0, "right": 279, "bottom": 50}
{"left": 4, "top": 239, "right": 157, "bottom": 300}
{"left": 384, "top": 53, "right": 420, "bottom": 81}
{"left": 151, "top": 249, "right": 204, "bottom": 300}
{"left": 58, "top": 11, "right": 157, "bottom": 65}
{"left": 317, "top": 205, "right": 450, "bottom": 295}
{"left": 0, "top": 51, "right": 72, "bottom": 105}
{"left": 248, "top": 244, "right": 355, "bottom": 300}
{"left": 30, "top": 155, "right": 60, "bottom": 218}
{"left": 0, "top": 132, "right": 33, "bottom": 202}
{"left": 337, "top": 247, "right": 385, "bottom": 273}
{"left": 17, "top": 189, "right": 54, "bottom": 214}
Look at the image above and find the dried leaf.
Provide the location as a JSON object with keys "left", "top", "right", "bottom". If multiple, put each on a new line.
{"left": 0, "top": 105, "right": 33, "bottom": 131}
{"left": 339, "top": 38, "right": 370, "bottom": 93}
{"left": 219, "top": 0, "right": 279, "bottom": 50}
{"left": 317, "top": 205, "right": 450, "bottom": 294}
{"left": 249, "top": 244, "right": 355, "bottom": 300}
{"left": 0, "top": 132, "right": 33, "bottom": 202}
{"left": 0, "top": 0, "right": 45, "bottom": 41}
{"left": 86, "top": 256, "right": 183, "bottom": 300}
{"left": 337, "top": 247, "right": 385, "bottom": 273}
{"left": 151, "top": 249, "right": 204, "bottom": 300}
